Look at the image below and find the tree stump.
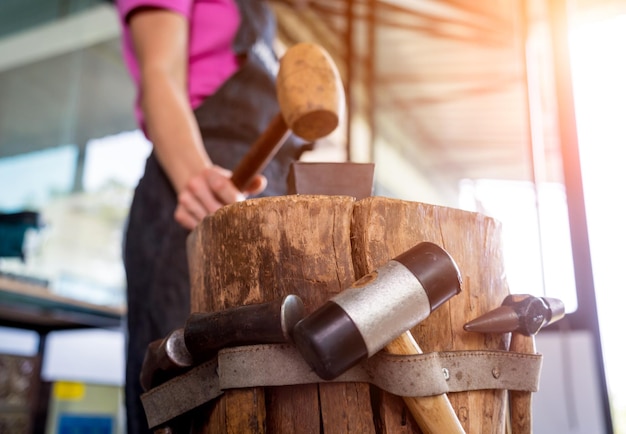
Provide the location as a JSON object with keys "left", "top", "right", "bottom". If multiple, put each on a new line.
{"left": 187, "top": 195, "right": 510, "bottom": 433}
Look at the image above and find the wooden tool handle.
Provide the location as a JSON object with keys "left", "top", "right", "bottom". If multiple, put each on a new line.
{"left": 385, "top": 332, "right": 466, "bottom": 434}
{"left": 509, "top": 332, "right": 536, "bottom": 434}
{"left": 230, "top": 114, "right": 290, "bottom": 191}
{"left": 506, "top": 294, "right": 535, "bottom": 434}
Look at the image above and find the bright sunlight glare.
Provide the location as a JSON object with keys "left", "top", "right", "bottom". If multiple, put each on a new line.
{"left": 570, "top": 13, "right": 626, "bottom": 430}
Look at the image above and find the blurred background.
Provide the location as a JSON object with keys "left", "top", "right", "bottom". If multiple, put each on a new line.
{"left": 0, "top": 0, "right": 624, "bottom": 432}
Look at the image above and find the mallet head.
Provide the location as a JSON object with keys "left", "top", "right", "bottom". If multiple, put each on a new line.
{"left": 292, "top": 241, "right": 462, "bottom": 380}
{"left": 276, "top": 42, "right": 344, "bottom": 141}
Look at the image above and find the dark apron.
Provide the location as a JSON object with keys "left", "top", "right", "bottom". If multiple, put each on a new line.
{"left": 123, "top": 1, "right": 306, "bottom": 432}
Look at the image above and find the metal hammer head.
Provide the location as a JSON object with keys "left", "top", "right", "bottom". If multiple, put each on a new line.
{"left": 463, "top": 294, "right": 565, "bottom": 335}
{"left": 184, "top": 294, "right": 305, "bottom": 361}
{"left": 140, "top": 328, "right": 193, "bottom": 391}
{"left": 140, "top": 295, "right": 305, "bottom": 391}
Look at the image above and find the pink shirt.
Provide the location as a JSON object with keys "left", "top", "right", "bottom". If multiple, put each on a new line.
{"left": 117, "top": 0, "right": 240, "bottom": 129}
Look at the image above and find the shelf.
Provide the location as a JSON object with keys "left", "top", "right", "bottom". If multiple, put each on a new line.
{"left": 0, "top": 276, "right": 124, "bottom": 333}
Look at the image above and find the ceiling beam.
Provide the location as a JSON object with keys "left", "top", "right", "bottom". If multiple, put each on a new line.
{"left": 0, "top": 3, "right": 119, "bottom": 73}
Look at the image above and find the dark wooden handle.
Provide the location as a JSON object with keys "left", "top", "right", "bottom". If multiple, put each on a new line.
{"left": 230, "top": 114, "right": 290, "bottom": 191}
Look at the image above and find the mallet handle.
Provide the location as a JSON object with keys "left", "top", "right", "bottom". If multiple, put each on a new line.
{"left": 230, "top": 114, "right": 290, "bottom": 191}
{"left": 385, "top": 332, "right": 466, "bottom": 434}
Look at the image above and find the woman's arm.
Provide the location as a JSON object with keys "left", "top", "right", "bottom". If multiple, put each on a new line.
{"left": 127, "top": 8, "right": 265, "bottom": 229}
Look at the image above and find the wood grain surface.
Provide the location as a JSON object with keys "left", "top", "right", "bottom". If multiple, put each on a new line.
{"left": 187, "top": 195, "right": 511, "bottom": 433}
{"left": 351, "top": 197, "right": 510, "bottom": 433}
{"left": 188, "top": 195, "right": 373, "bottom": 433}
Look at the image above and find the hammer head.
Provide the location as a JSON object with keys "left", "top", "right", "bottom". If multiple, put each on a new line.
{"left": 463, "top": 294, "right": 565, "bottom": 336}
{"left": 504, "top": 294, "right": 565, "bottom": 335}
{"left": 276, "top": 42, "right": 344, "bottom": 141}
{"left": 140, "top": 295, "right": 305, "bottom": 391}
{"left": 140, "top": 328, "right": 193, "bottom": 391}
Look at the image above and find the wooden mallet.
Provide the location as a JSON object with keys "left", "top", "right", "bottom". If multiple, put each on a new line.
{"left": 230, "top": 42, "right": 344, "bottom": 191}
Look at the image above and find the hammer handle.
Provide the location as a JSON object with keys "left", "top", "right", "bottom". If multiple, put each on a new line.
{"left": 509, "top": 332, "right": 536, "bottom": 434}
{"left": 385, "top": 332, "right": 465, "bottom": 434}
{"left": 230, "top": 114, "right": 290, "bottom": 191}
{"left": 506, "top": 294, "right": 535, "bottom": 434}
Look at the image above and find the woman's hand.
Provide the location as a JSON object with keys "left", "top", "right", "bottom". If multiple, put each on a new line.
{"left": 174, "top": 165, "right": 267, "bottom": 230}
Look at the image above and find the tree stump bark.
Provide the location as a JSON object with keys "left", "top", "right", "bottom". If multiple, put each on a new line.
{"left": 187, "top": 195, "right": 374, "bottom": 434}
{"left": 187, "top": 195, "right": 510, "bottom": 433}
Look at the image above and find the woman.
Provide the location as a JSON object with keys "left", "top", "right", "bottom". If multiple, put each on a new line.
{"left": 116, "top": 1, "right": 306, "bottom": 432}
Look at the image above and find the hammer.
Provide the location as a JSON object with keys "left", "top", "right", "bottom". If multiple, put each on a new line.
{"left": 464, "top": 294, "right": 565, "bottom": 434}
{"left": 140, "top": 294, "right": 305, "bottom": 392}
{"left": 230, "top": 42, "right": 344, "bottom": 191}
